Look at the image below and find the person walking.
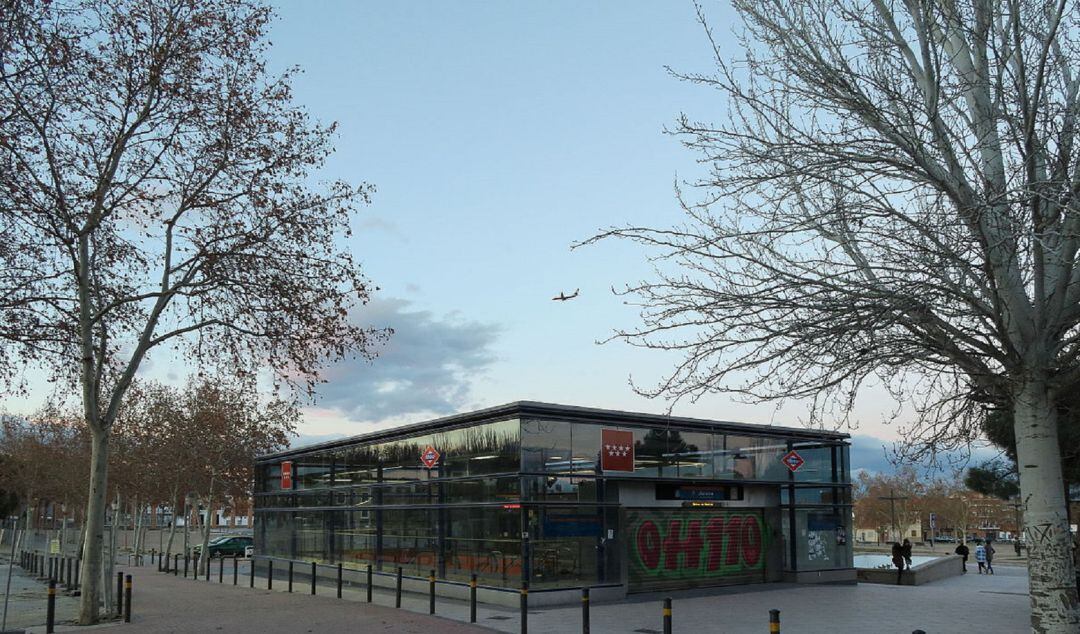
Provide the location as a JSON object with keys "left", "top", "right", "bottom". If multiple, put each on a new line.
{"left": 985, "top": 540, "right": 995, "bottom": 574}
{"left": 901, "top": 538, "right": 913, "bottom": 567}
{"left": 1013, "top": 540, "right": 1021, "bottom": 557}
{"left": 891, "top": 541, "right": 906, "bottom": 585}
{"left": 955, "top": 541, "right": 970, "bottom": 573}
{"left": 975, "top": 540, "right": 987, "bottom": 574}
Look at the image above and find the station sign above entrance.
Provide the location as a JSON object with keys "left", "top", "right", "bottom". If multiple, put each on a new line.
{"left": 420, "top": 445, "right": 441, "bottom": 469}
{"left": 781, "top": 450, "right": 805, "bottom": 472}
{"left": 601, "top": 429, "right": 634, "bottom": 472}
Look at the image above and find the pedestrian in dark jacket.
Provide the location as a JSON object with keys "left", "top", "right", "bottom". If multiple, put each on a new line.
{"left": 892, "top": 541, "right": 906, "bottom": 584}
{"left": 901, "top": 538, "right": 913, "bottom": 567}
{"left": 984, "top": 540, "right": 995, "bottom": 574}
{"left": 955, "top": 541, "right": 969, "bottom": 573}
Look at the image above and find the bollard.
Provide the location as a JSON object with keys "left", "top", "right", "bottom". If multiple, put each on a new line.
{"left": 288, "top": 560, "right": 294, "bottom": 593}
{"left": 234, "top": 556, "right": 239, "bottom": 586}
{"left": 116, "top": 571, "right": 124, "bottom": 617}
{"left": 769, "top": 609, "right": 780, "bottom": 633}
{"left": 75, "top": 558, "right": 80, "bottom": 588}
{"left": 65, "top": 558, "right": 71, "bottom": 588}
{"left": 268, "top": 560, "right": 274, "bottom": 590}
{"left": 206, "top": 556, "right": 211, "bottom": 581}
{"left": 520, "top": 581, "right": 528, "bottom": 634}
{"left": 219, "top": 555, "right": 224, "bottom": 583}
{"left": 174, "top": 554, "right": 179, "bottom": 576}
{"left": 184, "top": 554, "right": 189, "bottom": 578}
{"left": 336, "top": 563, "right": 342, "bottom": 599}
{"left": 582, "top": 588, "right": 590, "bottom": 634}
{"left": 250, "top": 557, "right": 255, "bottom": 588}
{"left": 124, "top": 574, "right": 132, "bottom": 623}
{"left": 395, "top": 566, "right": 402, "bottom": 608}
{"left": 311, "top": 561, "right": 317, "bottom": 595}
{"left": 46, "top": 578, "right": 56, "bottom": 634}
{"left": 470, "top": 573, "right": 477, "bottom": 623}
{"left": 429, "top": 569, "right": 436, "bottom": 614}
{"left": 663, "top": 598, "right": 672, "bottom": 634}
{"left": 366, "top": 564, "right": 373, "bottom": 603}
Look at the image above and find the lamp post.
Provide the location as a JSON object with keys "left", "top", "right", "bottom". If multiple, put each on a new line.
{"left": 878, "top": 489, "right": 909, "bottom": 543}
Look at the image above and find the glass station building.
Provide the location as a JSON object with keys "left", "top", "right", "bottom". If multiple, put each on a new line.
{"left": 254, "top": 402, "right": 853, "bottom": 597}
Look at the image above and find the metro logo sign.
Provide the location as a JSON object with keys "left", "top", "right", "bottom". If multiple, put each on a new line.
{"left": 601, "top": 429, "right": 634, "bottom": 472}
{"left": 280, "top": 461, "right": 293, "bottom": 490}
{"left": 420, "top": 445, "right": 441, "bottom": 469}
{"left": 781, "top": 450, "right": 805, "bottom": 472}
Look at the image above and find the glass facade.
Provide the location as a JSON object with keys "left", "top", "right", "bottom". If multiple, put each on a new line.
{"left": 254, "top": 405, "right": 852, "bottom": 592}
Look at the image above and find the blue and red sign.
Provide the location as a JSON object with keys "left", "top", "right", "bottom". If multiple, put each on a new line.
{"left": 420, "top": 445, "right": 440, "bottom": 469}
{"left": 781, "top": 450, "right": 805, "bottom": 472}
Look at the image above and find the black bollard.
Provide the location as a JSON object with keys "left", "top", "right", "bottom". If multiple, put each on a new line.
{"left": 124, "top": 574, "right": 132, "bottom": 623}
{"left": 311, "top": 561, "right": 317, "bottom": 595}
{"left": 184, "top": 554, "right": 189, "bottom": 578}
{"left": 74, "top": 558, "right": 80, "bottom": 588}
{"left": 67, "top": 558, "right": 73, "bottom": 590}
{"left": 250, "top": 557, "right": 255, "bottom": 588}
{"left": 46, "top": 579, "right": 56, "bottom": 634}
{"left": 288, "top": 560, "right": 293, "bottom": 593}
{"left": 582, "top": 587, "right": 590, "bottom": 634}
{"left": 429, "top": 569, "right": 436, "bottom": 614}
{"left": 520, "top": 581, "right": 528, "bottom": 634}
{"left": 174, "top": 554, "right": 179, "bottom": 576}
{"left": 336, "top": 563, "right": 342, "bottom": 599}
{"left": 205, "top": 555, "right": 211, "bottom": 581}
{"left": 268, "top": 560, "right": 273, "bottom": 590}
{"left": 366, "top": 564, "right": 373, "bottom": 603}
{"left": 116, "top": 571, "right": 124, "bottom": 617}
{"left": 234, "top": 556, "right": 239, "bottom": 585}
{"left": 770, "top": 609, "right": 780, "bottom": 633}
{"left": 470, "top": 573, "right": 477, "bottom": 623}
{"left": 219, "top": 555, "right": 224, "bottom": 583}
{"left": 395, "top": 566, "right": 402, "bottom": 608}
{"left": 663, "top": 598, "right": 672, "bottom": 634}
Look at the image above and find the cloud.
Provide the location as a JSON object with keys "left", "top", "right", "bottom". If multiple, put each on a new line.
{"left": 292, "top": 431, "right": 348, "bottom": 450}
{"left": 313, "top": 297, "right": 500, "bottom": 423}
{"left": 848, "top": 434, "right": 1003, "bottom": 476}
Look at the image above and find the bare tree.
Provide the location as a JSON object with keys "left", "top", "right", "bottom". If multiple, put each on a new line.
{"left": 0, "top": 0, "right": 387, "bottom": 623}
{"left": 582, "top": 0, "right": 1079, "bottom": 628}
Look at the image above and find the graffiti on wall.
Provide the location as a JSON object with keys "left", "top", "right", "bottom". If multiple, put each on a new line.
{"left": 627, "top": 509, "right": 768, "bottom": 585}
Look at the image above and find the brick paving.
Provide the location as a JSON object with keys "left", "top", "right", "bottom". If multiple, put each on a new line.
{"left": 4, "top": 554, "right": 1032, "bottom": 633}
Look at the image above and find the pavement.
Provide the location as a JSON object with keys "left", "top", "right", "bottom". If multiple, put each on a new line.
{"left": 0, "top": 554, "right": 1033, "bottom": 633}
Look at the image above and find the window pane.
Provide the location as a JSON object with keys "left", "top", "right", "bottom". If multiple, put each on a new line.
{"left": 521, "top": 419, "right": 573, "bottom": 473}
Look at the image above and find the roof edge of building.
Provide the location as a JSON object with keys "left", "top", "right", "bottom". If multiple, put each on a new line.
{"left": 258, "top": 400, "right": 850, "bottom": 462}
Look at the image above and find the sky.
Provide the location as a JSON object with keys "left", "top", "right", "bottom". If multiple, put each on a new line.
{"left": 3, "top": 2, "right": 999, "bottom": 475}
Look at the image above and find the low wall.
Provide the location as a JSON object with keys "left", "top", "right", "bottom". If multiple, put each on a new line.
{"left": 856, "top": 554, "right": 963, "bottom": 586}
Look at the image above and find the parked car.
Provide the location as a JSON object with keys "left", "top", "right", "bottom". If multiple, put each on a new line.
{"left": 192, "top": 535, "right": 253, "bottom": 558}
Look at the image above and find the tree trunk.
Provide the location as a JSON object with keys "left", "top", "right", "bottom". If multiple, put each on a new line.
{"left": 164, "top": 489, "right": 178, "bottom": 558}
{"left": 77, "top": 426, "right": 109, "bottom": 624}
{"left": 1014, "top": 376, "right": 1079, "bottom": 631}
{"left": 199, "top": 477, "right": 216, "bottom": 576}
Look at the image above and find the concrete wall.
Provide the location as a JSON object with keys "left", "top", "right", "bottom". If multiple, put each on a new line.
{"left": 856, "top": 554, "right": 963, "bottom": 586}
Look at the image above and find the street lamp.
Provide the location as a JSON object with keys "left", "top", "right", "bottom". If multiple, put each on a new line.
{"left": 878, "top": 489, "right": 909, "bottom": 543}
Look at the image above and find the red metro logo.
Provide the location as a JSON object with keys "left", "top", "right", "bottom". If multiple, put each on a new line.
{"left": 630, "top": 510, "right": 765, "bottom": 579}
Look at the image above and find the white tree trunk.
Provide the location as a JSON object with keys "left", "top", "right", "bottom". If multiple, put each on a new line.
{"left": 77, "top": 427, "right": 109, "bottom": 624}
{"left": 164, "top": 490, "right": 178, "bottom": 559}
{"left": 199, "top": 478, "right": 216, "bottom": 576}
{"left": 1014, "top": 377, "right": 1079, "bottom": 632}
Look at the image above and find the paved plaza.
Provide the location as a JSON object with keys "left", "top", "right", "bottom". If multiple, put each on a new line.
{"left": 2, "top": 555, "right": 1031, "bottom": 633}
